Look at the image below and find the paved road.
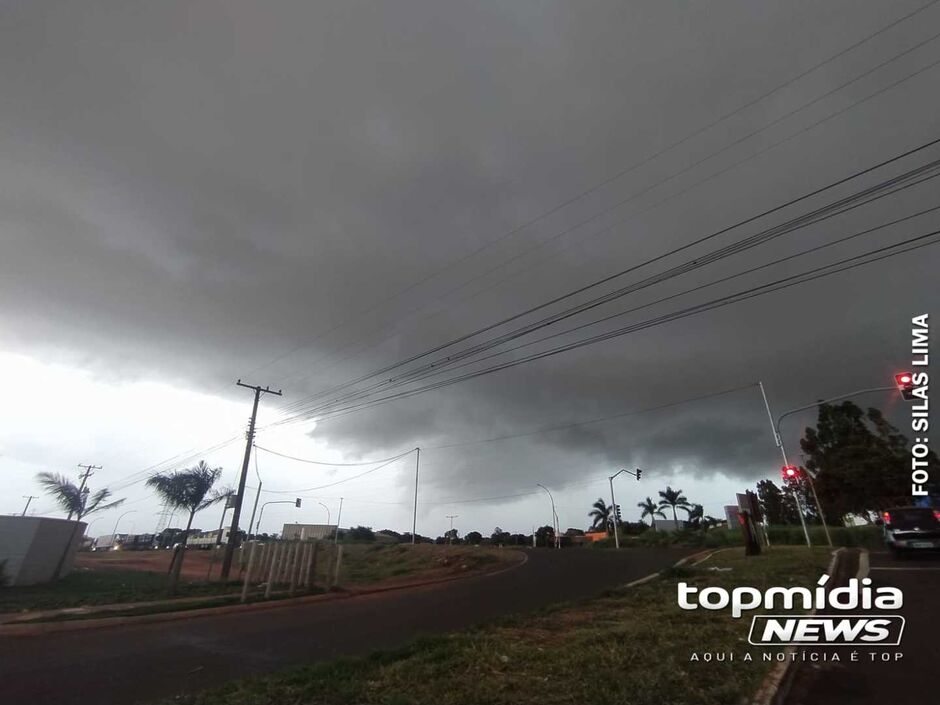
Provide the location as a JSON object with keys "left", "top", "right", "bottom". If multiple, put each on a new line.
{"left": 0, "top": 547, "right": 688, "bottom": 705}
{"left": 786, "top": 548, "right": 940, "bottom": 705}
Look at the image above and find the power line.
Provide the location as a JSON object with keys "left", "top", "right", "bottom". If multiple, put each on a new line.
{"left": 269, "top": 29, "right": 940, "bottom": 399}
{"left": 260, "top": 452, "right": 414, "bottom": 494}
{"left": 254, "top": 445, "right": 415, "bottom": 466}
{"left": 302, "top": 230, "right": 940, "bottom": 422}
{"left": 250, "top": 2, "right": 940, "bottom": 388}
{"left": 272, "top": 144, "right": 940, "bottom": 423}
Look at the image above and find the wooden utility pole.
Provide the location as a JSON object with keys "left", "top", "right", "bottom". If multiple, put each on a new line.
{"left": 71, "top": 464, "right": 102, "bottom": 520}
{"left": 220, "top": 380, "right": 282, "bottom": 580}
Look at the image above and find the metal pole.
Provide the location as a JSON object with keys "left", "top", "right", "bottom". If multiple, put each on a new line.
{"left": 317, "top": 502, "right": 331, "bottom": 526}
{"left": 412, "top": 447, "right": 420, "bottom": 544}
{"left": 803, "top": 470, "right": 833, "bottom": 547}
{"left": 446, "top": 515, "right": 458, "bottom": 544}
{"left": 247, "top": 481, "right": 262, "bottom": 540}
{"left": 334, "top": 497, "right": 343, "bottom": 545}
{"left": 536, "top": 484, "right": 559, "bottom": 548}
{"left": 758, "top": 382, "right": 811, "bottom": 547}
{"left": 110, "top": 510, "right": 137, "bottom": 545}
{"left": 609, "top": 476, "right": 620, "bottom": 549}
{"left": 22, "top": 495, "right": 37, "bottom": 516}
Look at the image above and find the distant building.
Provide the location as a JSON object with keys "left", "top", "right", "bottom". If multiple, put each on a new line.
{"left": 652, "top": 519, "right": 681, "bottom": 533}
{"left": 281, "top": 523, "right": 336, "bottom": 540}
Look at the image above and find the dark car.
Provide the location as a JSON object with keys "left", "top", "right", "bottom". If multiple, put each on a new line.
{"left": 879, "top": 506, "right": 940, "bottom": 557}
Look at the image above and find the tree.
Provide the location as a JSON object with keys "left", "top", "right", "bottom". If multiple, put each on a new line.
{"left": 535, "top": 524, "right": 555, "bottom": 547}
{"left": 588, "top": 497, "right": 613, "bottom": 533}
{"left": 637, "top": 497, "right": 666, "bottom": 525}
{"left": 465, "top": 531, "right": 483, "bottom": 545}
{"left": 683, "top": 503, "right": 704, "bottom": 529}
{"left": 36, "top": 472, "right": 124, "bottom": 521}
{"left": 146, "top": 461, "right": 226, "bottom": 594}
{"left": 756, "top": 479, "right": 797, "bottom": 525}
{"left": 36, "top": 472, "right": 125, "bottom": 580}
{"left": 491, "top": 527, "right": 511, "bottom": 545}
{"left": 657, "top": 486, "right": 690, "bottom": 525}
{"left": 800, "top": 402, "right": 940, "bottom": 522}
{"left": 347, "top": 526, "right": 376, "bottom": 542}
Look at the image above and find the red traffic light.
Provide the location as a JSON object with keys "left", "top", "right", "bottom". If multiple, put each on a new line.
{"left": 894, "top": 372, "right": 916, "bottom": 401}
{"left": 781, "top": 465, "right": 800, "bottom": 480}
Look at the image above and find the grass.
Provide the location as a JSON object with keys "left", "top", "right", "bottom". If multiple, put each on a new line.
{"left": 167, "top": 546, "right": 832, "bottom": 705}
{"left": 0, "top": 568, "right": 242, "bottom": 614}
{"left": 338, "top": 544, "right": 507, "bottom": 585}
{"left": 591, "top": 523, "right": 883, "bottom": 550}
{"left": 0, "top": 544, "right": 513, "bottom": 616}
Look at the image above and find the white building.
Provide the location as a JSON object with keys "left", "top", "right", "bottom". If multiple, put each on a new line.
{"left": 281, "top": 523, "right": 336, "bottom": 540}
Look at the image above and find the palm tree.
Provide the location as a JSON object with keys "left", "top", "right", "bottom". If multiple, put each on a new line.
{"left": 588, "top": 498, "right": 613, "bottom": 533}
{"left": 36, "top": 472, "right": 125, "bottom": 521}
{"left": 637, "top": 497, "right": 666, "bottom": 525}
{"left": 146, "top": 461, "right": 226, "bottom": 594}
{"left": 36, "top": 472, "right": 125, "bottom": 580}
{"left": 658, "top": 486, "right": 691, "bottom": 526}
{"left": 683, "top": 503, "right": 704, "bottom": 529}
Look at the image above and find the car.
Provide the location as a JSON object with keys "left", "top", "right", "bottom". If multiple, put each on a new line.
{"left": 878, "top": 506, "right": 940, "bottom": 557}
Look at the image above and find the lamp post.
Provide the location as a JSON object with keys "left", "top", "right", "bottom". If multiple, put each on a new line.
{"left": 110, "top": 510, "right": 137, "bottom": 544}
{"left": 254, "top": 500, "right": 298, "bottom": 536}
{"left": 536, "top": 484, "right": 560, "bottom": 548}
{"left": 317, "top": 502, "right": 331, "bottom": 526}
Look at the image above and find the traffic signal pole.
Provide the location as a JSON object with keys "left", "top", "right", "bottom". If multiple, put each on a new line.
{"left": 609, "top": 468, "right": 641, "bottom": 549}
{"left": 758, "top": 382, "right": 812, "bottom": 547}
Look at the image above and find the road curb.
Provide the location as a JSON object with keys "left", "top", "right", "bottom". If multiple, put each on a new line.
{"left": 0, "top": 551, "right": 527, "bottom": 637}
{"left": 750, "top": 547, "right": 847, "bottom": 705}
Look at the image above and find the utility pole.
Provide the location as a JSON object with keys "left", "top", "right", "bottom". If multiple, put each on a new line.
{"left": 22, "top": 495, "right": 37, "bottom": 516}
{"left": 72, "top": 464, "right": 102, "bottom": 520}
{"left": 220, "top": 380, "right": 282, "bottom": 580}
{"left": 247, "top": 447, "right": 263, "bottom": 541}
{"left": 446, "top": 515, "right": 458, "bottom": 544}
{"left": 334, "top": 497, "right": 343, "bottom": 545}
{"left": 411, "top": 447, "right": 420, "bottom": 544}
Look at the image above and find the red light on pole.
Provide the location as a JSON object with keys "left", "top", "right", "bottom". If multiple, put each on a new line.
{"left": 781, "top": 465, "right": 800, "bottom": 481}
{"left": 894, "top": 372, "right": 916, "bottom": 401}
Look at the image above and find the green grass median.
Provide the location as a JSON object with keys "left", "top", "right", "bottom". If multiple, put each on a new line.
{"left": 170, "top": 546, "right": 832, "bottom": 705}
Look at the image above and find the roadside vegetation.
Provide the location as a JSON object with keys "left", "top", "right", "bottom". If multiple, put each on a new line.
{"left": 168, "top": 546, "right": 831, "bottom": 705}
{"left": 0, "top": 544, "right": 514, "bottom": 617}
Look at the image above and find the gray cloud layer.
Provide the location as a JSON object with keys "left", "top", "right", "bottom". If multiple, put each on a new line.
{"left": 2, "top": 1, "right": 938, "bottom": 509}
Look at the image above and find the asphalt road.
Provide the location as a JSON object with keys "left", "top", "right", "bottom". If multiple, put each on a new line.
{"left": 0, "top": 547, "right": 689, "bottom": 705}
{"left": 786, "top": 547, "right": 940, "bottom": 705}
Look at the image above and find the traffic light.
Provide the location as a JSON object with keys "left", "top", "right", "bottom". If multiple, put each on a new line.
{"left": 295, "top": 498, "right": 302, "bottom": 508}
{"left": 781, "top": 465, "right": 801, "bottom": 482}
{"left": 635, "top": 468, "right": 642, "bottom": 481}
{"left": 894, "top": 372, "right": 916, "bottom": 401}
{"left": 615, "top": 504, "right": 622, "bottom": 522}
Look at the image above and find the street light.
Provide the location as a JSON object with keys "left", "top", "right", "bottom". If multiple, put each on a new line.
{"left": 317, "top": 502, "right": 331, "bottom": 526}
{"left": 536, "top": 484, "right": 560, "bottom": 549}
{"left": 254, "top": 499, "right": 299, "bottom": 536}
{"left": 110, "top": 510, "right": 137, "bottom": 544}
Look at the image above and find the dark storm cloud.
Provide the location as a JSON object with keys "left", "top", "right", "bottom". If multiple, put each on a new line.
{"left": 2, "top": 0, "right": 939, "bottom": 500}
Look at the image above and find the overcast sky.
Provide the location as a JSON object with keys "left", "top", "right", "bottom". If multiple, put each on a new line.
{"left": 2, "top": 1, "right": 938, "bottom": 538}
